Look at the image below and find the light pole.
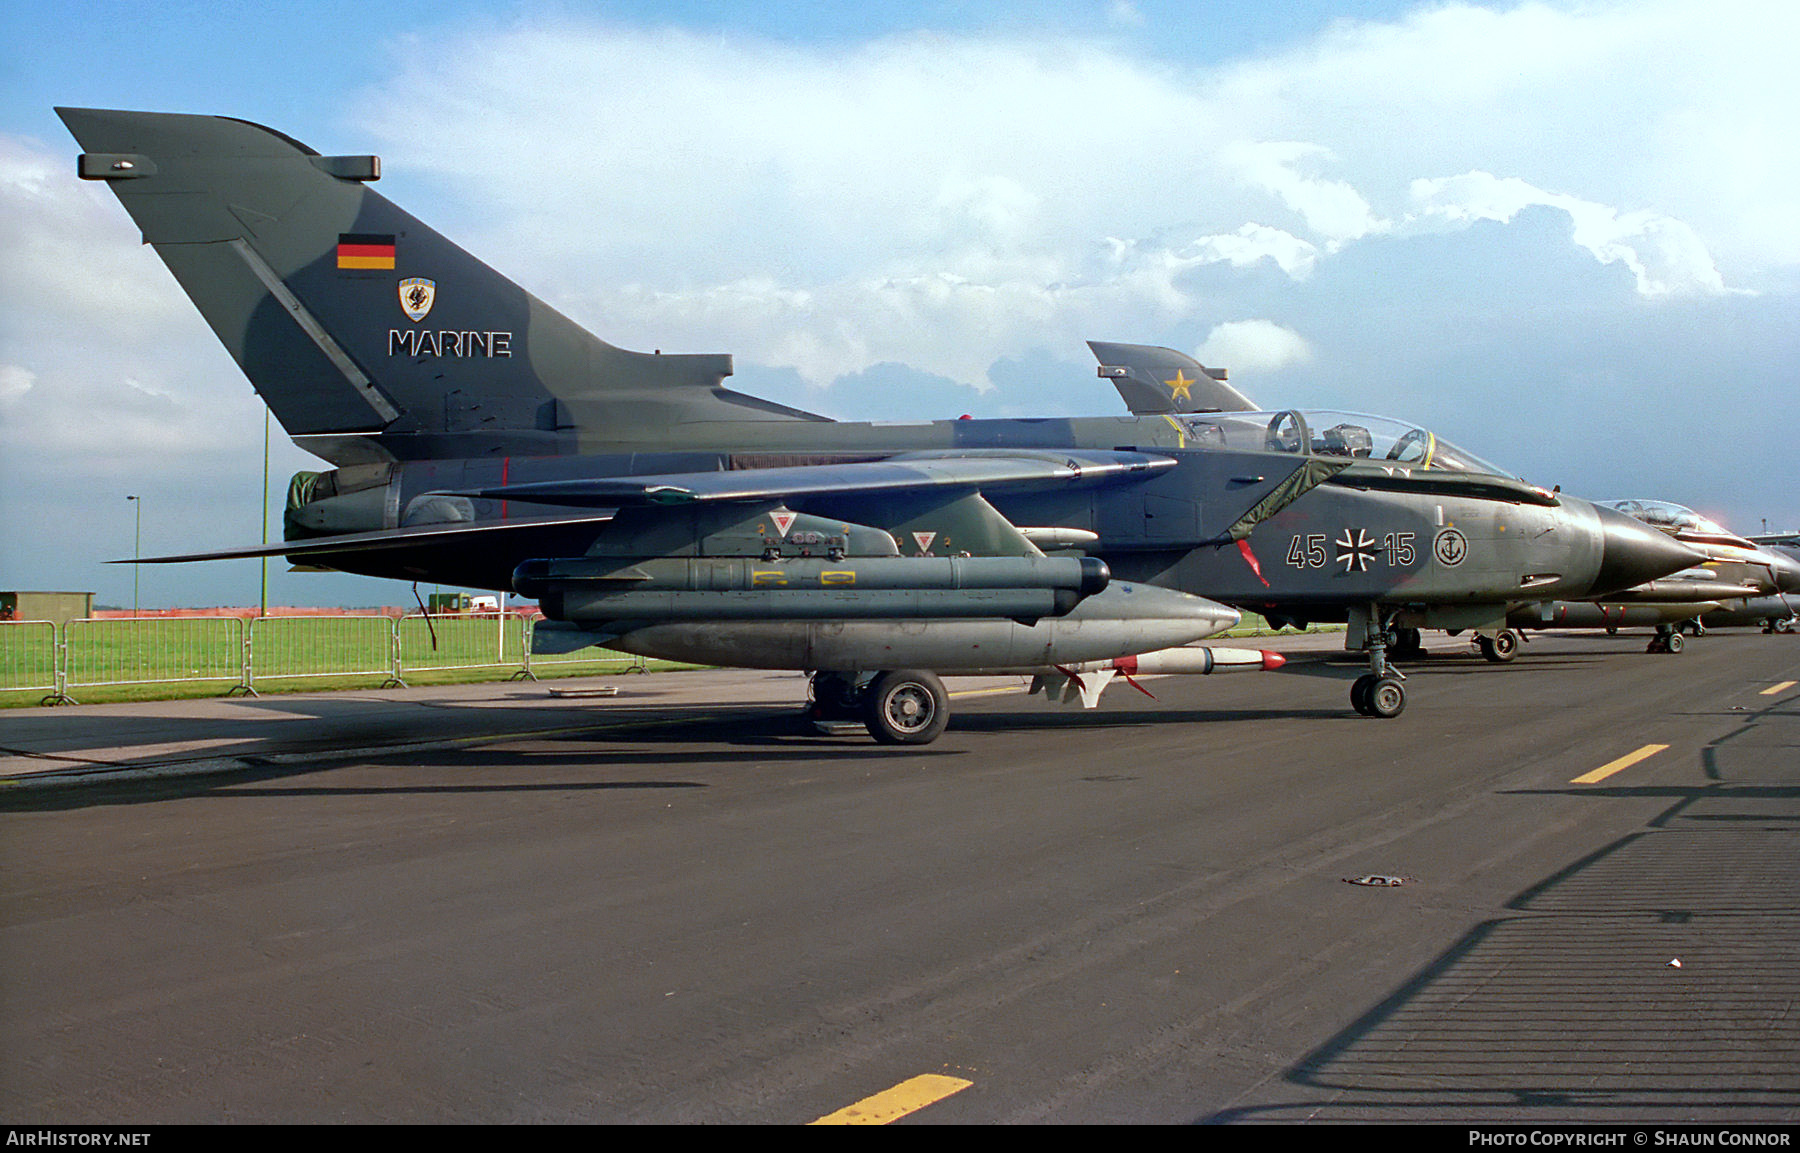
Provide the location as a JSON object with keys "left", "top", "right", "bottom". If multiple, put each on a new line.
{"left": 126, "top": 494, "right": 141, "bottom": 616}
{"left": 261, "top": 406, "right": 271, "bottom": 618}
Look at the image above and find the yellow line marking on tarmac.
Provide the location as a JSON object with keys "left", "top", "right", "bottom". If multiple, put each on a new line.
{"left": 948, "top": 686, "right": 1025, "bottom": 699}
{"left": 1571, "top": 743, "right": 1668, "bottom": 785}
{"left": 1762, "top": 680, "right": 1796, "bottom": 696}
{"left": 810, "top": 1074, "right": 973, "bottom": 1125}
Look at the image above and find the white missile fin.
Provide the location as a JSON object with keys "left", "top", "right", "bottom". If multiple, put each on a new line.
{"left": 1075, "top": 668, "right": 1117, "bottom": 708}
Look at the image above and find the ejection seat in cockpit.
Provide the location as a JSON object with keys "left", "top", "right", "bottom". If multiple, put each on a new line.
{"left": 1319, "top": 423, "right": 1373, "bottom": 458}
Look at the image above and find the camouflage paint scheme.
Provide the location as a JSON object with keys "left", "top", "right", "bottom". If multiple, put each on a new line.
{"left": 61, "top": 108, "right": 1704, "bottom": 728}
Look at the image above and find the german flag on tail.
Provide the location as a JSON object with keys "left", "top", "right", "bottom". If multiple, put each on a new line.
{"left": 337, "top": 233, "right": 395, "bottom": 270}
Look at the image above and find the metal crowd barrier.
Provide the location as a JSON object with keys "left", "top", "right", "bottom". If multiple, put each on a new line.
{"left": 1, "top": 613, "right": 648, "bottom": 705}
{"left": 248, "top": 614, "right": 399, "bottom": 687}
{"left": 520, "top": 633, "right": 649, "bottom": 678}
{"left": 64, "top": 616, "right": 246, "bottom": 697}
{"left": 397, "top": 611, "right": 529, "bottom": 681}
{"left": 0, "top": 620, "right": 65, "bottom": 704}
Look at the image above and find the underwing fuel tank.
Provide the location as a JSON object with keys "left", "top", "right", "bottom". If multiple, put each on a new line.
{"left": 516, "top": 555, "right": 1112, "bottom": 623}
{"left": 548, "top": 580, "right": 1241, "bottom": 670}
{"left": 1510, "top": 601, "right": 1722, "bottom": 630}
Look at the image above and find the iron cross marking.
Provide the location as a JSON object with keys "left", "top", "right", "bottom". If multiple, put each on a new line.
{"left": 1335, "top": 528, "right": 1378, "bottom": 573}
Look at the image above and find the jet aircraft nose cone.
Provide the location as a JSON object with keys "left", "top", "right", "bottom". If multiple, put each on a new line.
{"left": 1588, "top": 504, "right": 1707, "bottom": 597}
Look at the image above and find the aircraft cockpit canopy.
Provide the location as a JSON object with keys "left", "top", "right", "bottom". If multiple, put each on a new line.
{"left": 1602, "top": 500, "right": 1755, "bottom": 547}
{"left": 1174, "top": 410, "right": 1515, "bottom": 478}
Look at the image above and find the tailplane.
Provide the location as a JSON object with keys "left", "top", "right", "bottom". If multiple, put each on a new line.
{"left": 59, "top": 107, "right": 825, "bottom": 465}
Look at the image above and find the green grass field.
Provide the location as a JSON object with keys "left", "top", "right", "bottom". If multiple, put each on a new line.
{"left": 0, "top": 615, "right": 653, "bottom": 707}
{"left": 0, "top": 612, "right": 1336, "bottom": 708}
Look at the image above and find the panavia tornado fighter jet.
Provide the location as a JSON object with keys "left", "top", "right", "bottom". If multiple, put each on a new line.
{"left": 61, "top": 107, "right": 1700, "bottom": 738}
{"left": 1600, "top": 501, "right": 1800, "bottom": 601}
{"left": 1501, "top": 501, "right": 1800, "bottom": 653}
{"left": 1086, "top": 342, "right": 1714, "bottom": 681}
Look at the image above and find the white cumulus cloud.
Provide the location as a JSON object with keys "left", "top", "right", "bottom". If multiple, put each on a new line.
{"left": 1410, "top": 171, "right": 1729, "bottom": 296}
{"left": 1221, "top": 141, "right": 1388, "bottom": 246}
{"left": 1196, "top": 320, "right": 1314, "bottom": 377}
{"left": 0, "top": 134, "right": 263, "bottom": 467}
{"left": 331, "top": 4, "right": 1770, "bottom": 396}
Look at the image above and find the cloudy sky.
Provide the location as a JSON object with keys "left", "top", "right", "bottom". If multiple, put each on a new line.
{"left": 2, "top": 0, "right": 1795, "bottom": 608}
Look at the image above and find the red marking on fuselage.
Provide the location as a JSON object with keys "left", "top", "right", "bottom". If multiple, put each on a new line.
{"left": 1236, "top": 538, "right": 1271, "bottom": 588}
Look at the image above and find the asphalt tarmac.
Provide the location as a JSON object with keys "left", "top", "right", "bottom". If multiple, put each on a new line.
{"left": 2, "top": 629, "right": 1796, "bottom": 1124}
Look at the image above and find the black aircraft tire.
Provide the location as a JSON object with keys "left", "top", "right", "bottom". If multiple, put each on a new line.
{"left": 1665, "top": 632, "right": 1685, "bottom": 654}
{"left": 1351, "top": 674, "right": 1375, "bottom": 716}
{"left": 1478, "top": 633, "right": 1517, "bottom": 663}
{"left": 864, "top": 670, "right": 949, "bottom": 745}
{"left": 1369, "top": 676, "right": 1406, "bottom": 718}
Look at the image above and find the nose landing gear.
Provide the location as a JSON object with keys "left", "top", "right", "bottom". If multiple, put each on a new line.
{"left": 1351, "top": 671, "right": 1406, "bottom": 717}
{"left": 1350, "top": 606, "right": 1407, "bottom": 718}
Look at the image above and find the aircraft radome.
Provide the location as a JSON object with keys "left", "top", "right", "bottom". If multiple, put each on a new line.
{"left": 61, "top": 107, "right": 1703, "bottom": 741}
{"left": 1499, "top": 501, "right": 1800, "bottom": 654}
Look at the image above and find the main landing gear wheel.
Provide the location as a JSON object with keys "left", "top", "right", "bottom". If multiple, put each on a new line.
{"left": 1648, "top": 629, "right": 1685, "bottom": 654}
{"left": 1351, "top": 673, "right": 1406, "bottom": 718}
{"left": 1386, "top": 626, "right": 1424, "bottom": 660}
{"left": 863, "top": 670, "right": 949, "bottom": 745}
{"left": 1477, "top": 629, "right": 1519, "bottom": 663}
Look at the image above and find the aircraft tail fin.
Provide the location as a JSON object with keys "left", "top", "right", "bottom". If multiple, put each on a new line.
{"left": 58, "top": 107, "right": 826, "bottom": 465}
{"left": 1088, "top": 340, "right": 1257, "bottom": 415}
